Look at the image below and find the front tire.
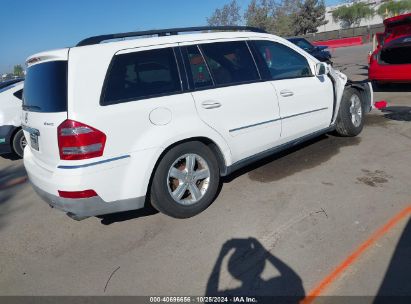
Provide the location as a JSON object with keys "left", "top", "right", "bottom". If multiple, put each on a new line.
{"left": 12, "top": 129, "right": 26, "bottom": 158}
{"left": 335, "top": 87, "right": 365, "bottom": 137}
{"left": 150, "top": 141, "right": 220, "bottom": 218}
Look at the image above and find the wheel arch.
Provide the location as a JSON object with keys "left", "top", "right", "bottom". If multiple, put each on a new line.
{"left": 345, "top": 81, "right": 373, "bottom": 113}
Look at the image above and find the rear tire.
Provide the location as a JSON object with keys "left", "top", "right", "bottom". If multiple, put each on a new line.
{"left": 335, "top": 87, "right": 365, "bottom": 137}
{"left": 12, "top": 129, "right": 26, "bottom": 158}
{"left": 150, "top": 141, "right": 220, "bottom": 218}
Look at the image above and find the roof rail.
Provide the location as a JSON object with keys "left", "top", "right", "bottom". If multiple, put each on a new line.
{"left": 76, "top": 26, "right": 267, "bottom": 47}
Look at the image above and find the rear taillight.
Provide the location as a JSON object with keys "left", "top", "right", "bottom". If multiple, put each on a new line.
{"left": 58, "top": 119, "right": 106, "bottom": 160}
{"left": 58, "top": 190, "right": 98, "bottom": 199}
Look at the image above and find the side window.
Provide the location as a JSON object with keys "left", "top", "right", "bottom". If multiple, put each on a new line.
{"left": 253, "top": 40, "right": 312, "bottom": 80}
{"left": 102, "top": 48, "right": 182, "bottom": 105}
{"left": 186, "top": 45, "right": 213, "bottom": 89}
{"left": 200, "top": 41, "right": 260, "bottom": 86}
{"left": 13, "top": 89, "right": 23, "bottom": 100}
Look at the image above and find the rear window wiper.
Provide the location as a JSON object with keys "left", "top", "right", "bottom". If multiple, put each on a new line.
{"left": 22, "top": 105, "right": 41, "bottom": 111}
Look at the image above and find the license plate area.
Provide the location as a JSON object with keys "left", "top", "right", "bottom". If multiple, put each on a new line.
{"left": 22, "top": 125, "right": 40, "bottom": 152}
{"left": 30, "top": 133, "right": 39, "bottom": 151}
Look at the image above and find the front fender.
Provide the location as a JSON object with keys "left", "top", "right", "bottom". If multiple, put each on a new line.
{"left": 328, "top": 68, "right": 348, "bottom": 125}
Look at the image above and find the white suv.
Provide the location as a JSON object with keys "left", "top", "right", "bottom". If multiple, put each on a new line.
{"left": 22, "top": 26, "right": 373, "bottom": 219}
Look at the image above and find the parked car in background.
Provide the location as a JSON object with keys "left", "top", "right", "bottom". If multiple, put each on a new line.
{"left": 22, "top": 26, "right": 372, "bottom": 220}
{"left": 369, "top": 13, "right": 411, "bottom": 85}
{"left": 0, "top": 79, "right": 25, "bottom": 157}
{"left": 287, "top": 37, "right": 332, "bottom": 64}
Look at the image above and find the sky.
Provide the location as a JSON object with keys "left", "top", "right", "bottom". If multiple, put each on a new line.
{"left": 0, "top": 0, "right": 340, "bottom": 74}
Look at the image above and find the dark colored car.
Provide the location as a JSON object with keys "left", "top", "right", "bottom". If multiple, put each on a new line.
{"left": 287, "top": 37, "right": 332, "bottom": 64}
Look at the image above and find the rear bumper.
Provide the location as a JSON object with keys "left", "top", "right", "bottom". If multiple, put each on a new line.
{"left": 31, "top": 182, "right": 145, "bottom": 218}
{"left": 369, "top": 63, "right": 411, "bottom": 82}
{"left": 0, "top": 125, "right": 17, "bottom": 154}
{"left": 24, "top": 147, "right": 150, "bottom": 218}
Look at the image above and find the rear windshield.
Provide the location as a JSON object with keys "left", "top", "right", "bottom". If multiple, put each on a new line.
{"left": 23, "top": 61, "right": 67, "bottom": 112}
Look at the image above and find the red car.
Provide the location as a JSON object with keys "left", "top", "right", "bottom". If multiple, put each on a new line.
{"left": 369, "top": 13, "right": 411, "bottom": 84}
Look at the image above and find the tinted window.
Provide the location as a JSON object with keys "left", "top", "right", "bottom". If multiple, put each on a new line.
{"left": 23, "top": 61, "right": 67, "bottom": 112}
{"left": 186, "top": 45, "right": 213, "bottom": 89}
{"left": 102, "top": 48, "right": 182, "bottom": 105}
{"left": 13, "top": 89, "right": 23, "bottom": 100}
{"left": 289, "top": 38, "right": 314, "bottom": 51}
{"left": 200, "top": 41, "right": 259, "bottom": 86}
{"left": 253, "top": 40, "right": 312, "bottom": 80}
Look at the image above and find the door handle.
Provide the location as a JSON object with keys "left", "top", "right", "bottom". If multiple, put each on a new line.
{"left": 201, "top": 100, "right": 222, "bottom": 109}
{"left": 280, "top": 90, "right": 294, "bottom": 97}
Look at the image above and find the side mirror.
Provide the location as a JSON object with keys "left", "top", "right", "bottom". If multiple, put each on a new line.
{"left": 315, "top": 62, "right": 329, "bottom": 76}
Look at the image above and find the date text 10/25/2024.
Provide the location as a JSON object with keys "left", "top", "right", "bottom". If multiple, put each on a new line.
{"left": 149, "top": 297, "right": 258, "bottom": 303}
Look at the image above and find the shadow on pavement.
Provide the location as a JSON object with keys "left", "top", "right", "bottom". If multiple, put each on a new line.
{"left": 0, "top": 152, "right": 21, "bottom": 161}
{"left": 373, "top": 83, "right": 411, "bottom": 93}
{"left": 206, "top": 238, "right": 305, "bottom": 303}
{"left": 0, "top": 164, "right": 27, "bottom": 194}
{"left": 374, "top": 219, "right": 411, "bottom": 303}
{"left": 381, "top": 106, "right": 411, "bottom": 122}
{"left": 224, "top": 134, "right": 360, "bottom": 184}
{"left": 98, "top": 203, "right": 158, "bottom": 225}
{"left": 0, "top": 164, "right": 28, "bottom": 229}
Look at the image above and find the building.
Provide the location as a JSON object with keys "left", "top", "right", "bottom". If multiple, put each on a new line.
{"left": 318, "top": 0, "right": 386, "bottom": 32}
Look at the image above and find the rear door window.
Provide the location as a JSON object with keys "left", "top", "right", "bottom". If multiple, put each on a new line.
{"left": 23, "top": 61, "right": 67, "bottom": 112}
{"left": 199, "top": 41, "right": 260, "bottom": 86}
{"left": 102, "top": 48, "right": 182, "bottom": 105}
{"left": 252, "top": 40, "right": 312, "bottom": 80}
{"left": 185, "top": 45, "right": 214, "bottom": 89}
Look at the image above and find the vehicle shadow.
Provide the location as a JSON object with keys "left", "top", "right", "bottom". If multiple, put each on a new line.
{"left": 0, "top": 164, "right": 27, "bottom": 194}
{"left": 374, "top": 219, "right": 411, "bottom": 303}
{"left": 223, "top": 134, "right": 360, "bottom": 184}
{"left": 381, "top": 106, "right": 411, "bottom": 122}
{"left": 98, "top": 201, "right": 158, "bottom": 225}
{"left": 0, "top": 164, "right": 28, "bottom": 229}
{"left": 373, "top": 83, "right": 411, "bottom": 93}
{"left": 206, "top": 238, "right": 305, "bottom": 303}
{"left": 0, "top": 153, "right": 21, "bottom": 161}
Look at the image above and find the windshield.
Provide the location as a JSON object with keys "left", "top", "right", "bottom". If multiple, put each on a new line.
{"left": 23, "top": 61, "right": 67, "bottom": 112}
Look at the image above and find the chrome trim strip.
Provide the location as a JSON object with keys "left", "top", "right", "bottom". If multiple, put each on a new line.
{"left": 229, "top": 118, "right": 281, "bottom": 133}
{"left": 282, "top": 107, "right": 329, "bottom": 120}
{"left": 58, "top": 155, "right": 130, "bottom": 169}
{"left": 229, "top": 107, "right": 328, "bottom": 133}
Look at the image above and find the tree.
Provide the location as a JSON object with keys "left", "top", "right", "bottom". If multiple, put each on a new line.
{"left": 377, "top": 0, "right": 411, "bottom": 18}
{"left": 244, "top": 0, "right": 277, "bottom": 33}
{"left": 292, "top": 0, "right": 328, "bottom": 35}
{"left": 244, "top": 0, "right": 306, "bottom": 36}
{"left": 332, "top": 2, "right": 374, "bottom": 28}
{"left": 274, "top": 0, "right": 302, "bottom": 36}
{"left": 13, "top": 65, "right": 24, "bottom": 77}
{"left": 207, "top": 0, "right": 242, "bottom": 26}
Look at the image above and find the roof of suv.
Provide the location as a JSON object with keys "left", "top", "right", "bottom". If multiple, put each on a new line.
{"left": 76, "top": 26, "right": 267, "bottom": 46}
{"left": 27, "top": 28, "right": 281, "bottom": 65}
